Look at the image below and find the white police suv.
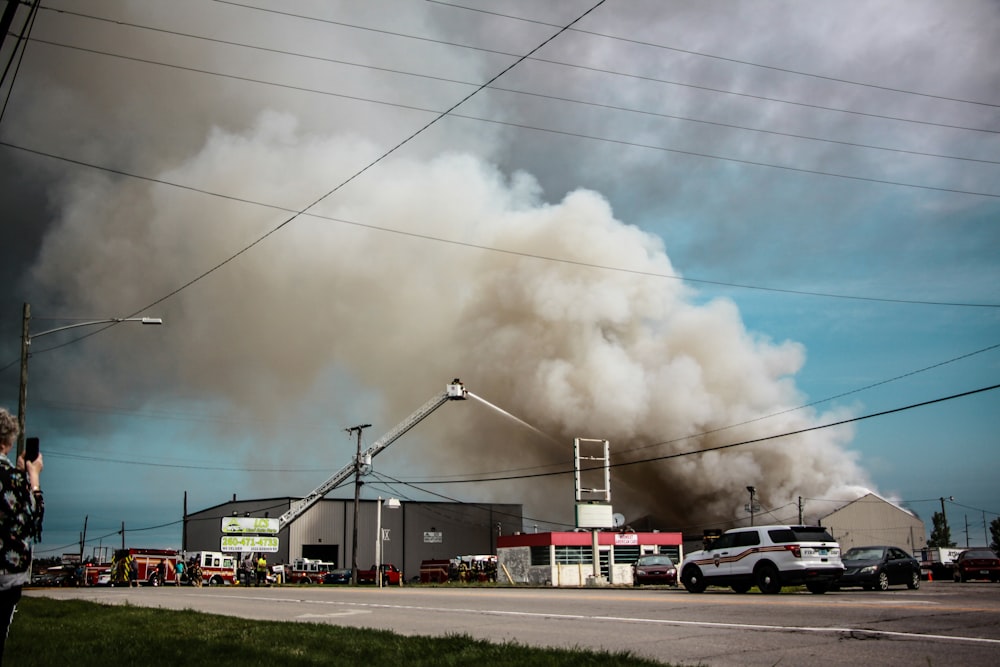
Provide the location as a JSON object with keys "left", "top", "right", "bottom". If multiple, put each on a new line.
{"left": 680, "top": 525, "right": 844, "bottom": 594}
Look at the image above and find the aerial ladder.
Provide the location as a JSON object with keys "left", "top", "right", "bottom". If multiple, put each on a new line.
{"left": 276, "top": 379, "right": 468, "bottom": 530}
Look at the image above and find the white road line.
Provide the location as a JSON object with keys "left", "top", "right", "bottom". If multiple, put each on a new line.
{"left": 182, "top": 593, "right": 1000, "bottom": 646}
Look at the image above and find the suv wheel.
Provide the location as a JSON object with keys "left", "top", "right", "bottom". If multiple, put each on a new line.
{"left": 681, "top": 566, "right": 707, "bottom": 594}
{"left": 907, "top": 571, "right": 920, "bottom": 590}
{"left": 755, "top": 563, "right": 782, "bottom": 594}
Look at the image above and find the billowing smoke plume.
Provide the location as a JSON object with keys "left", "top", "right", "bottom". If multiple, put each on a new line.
{"left": 24, "top": 111, "right": 871, "bottom": 531}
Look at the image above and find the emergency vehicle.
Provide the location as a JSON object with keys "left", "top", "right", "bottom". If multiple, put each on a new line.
{"left": 190, "top": 551, "right": 238, "bottom": 586}
{"left": 286, "top": 558, "right": 337, "bottom": 584}
{"left": 111, "top": 548, "right": 181, "bottom": 586}
{"left": 82, "top": 562, "right": 111, "bottom": 586}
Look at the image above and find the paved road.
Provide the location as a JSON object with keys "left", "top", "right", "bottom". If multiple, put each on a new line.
{"left": 26, "top": 581, "right": 1000, "bottom": 666}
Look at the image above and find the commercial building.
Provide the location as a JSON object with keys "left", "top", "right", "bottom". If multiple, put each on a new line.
{"left": 497, "top": 530, "right": 684, "bottom": 586}
{"left": 183, "top": 496, "right": 522, "bottom": 579}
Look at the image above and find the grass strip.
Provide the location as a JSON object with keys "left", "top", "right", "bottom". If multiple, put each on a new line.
{"left": 7, "top": 597, "right": 675, "bottom": 667}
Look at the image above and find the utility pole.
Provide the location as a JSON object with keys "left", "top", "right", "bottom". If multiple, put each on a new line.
{"left": 79, "top": 515, "right": 88, "bottom": 563}
{"left": 940, "top": 496, "right": 953, "bottom": 546}
{"left": 16, "top": 303, "right": 29, "bottom": 457}
{"left": 347, "top": 423, "right": 371, "bottom": 585}
{"left": 798, "top": 496, "right": 804, "bottom": 524}
{"left": 0, "top": 0, "right": 21, "bottom": 55}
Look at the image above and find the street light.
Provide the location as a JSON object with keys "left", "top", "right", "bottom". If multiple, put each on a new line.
{"left": 376, "top": 496, "right": 400, "bottom": 589}
{"left": 16, "top": 302, "right": 163, "bottom": 456}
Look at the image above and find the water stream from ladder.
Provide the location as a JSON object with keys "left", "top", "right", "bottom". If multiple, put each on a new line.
{"left": 465, "top": 391, "right": 561, "bottom": 443}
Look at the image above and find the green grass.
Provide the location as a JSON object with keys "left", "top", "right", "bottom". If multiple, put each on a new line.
{"left": 7, "top": 597, "right": 675, "bottom": 667}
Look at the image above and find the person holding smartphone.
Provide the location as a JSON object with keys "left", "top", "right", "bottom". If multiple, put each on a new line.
{"left": 0, "top": 407, "right": 44, "bottom": 663}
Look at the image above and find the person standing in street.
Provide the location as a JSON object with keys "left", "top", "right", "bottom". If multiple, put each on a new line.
{"left": 0, "top": 407, "right": 44, "bottom": 664}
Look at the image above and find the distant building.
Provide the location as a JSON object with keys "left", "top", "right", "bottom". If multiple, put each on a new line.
{"left": 820, "top": 492, "right": 925, "bottom": 552}
{"left": 184, "top": 496, "right": 522, "bottom": 579}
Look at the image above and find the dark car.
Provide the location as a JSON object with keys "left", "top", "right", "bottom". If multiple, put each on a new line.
{"left": 953, "top": 549, "right": 1000, "bottom": 582}
{"left": 322, "top": 568, "right": 352, "bottom": 585}
{"left": 633, "top": 554, "right": 677, "bottom": 586}
{"left": 836, "top": 546, "right": 920, "bottom": 591}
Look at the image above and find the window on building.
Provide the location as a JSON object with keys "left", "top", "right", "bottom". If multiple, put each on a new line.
{"left": 529, "top": 546, "right": 551, "bottom": 566}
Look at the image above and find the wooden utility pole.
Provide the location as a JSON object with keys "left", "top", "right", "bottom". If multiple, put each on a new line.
{"left": 347, "top": 424, "right": 370, "bottom": 585}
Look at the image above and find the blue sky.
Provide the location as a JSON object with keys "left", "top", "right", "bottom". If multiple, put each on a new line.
{"left": 0, "top": 0, "right": 997, "bottom": 557}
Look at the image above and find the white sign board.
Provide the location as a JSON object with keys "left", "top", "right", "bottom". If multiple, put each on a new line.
{"left": 221, "top": 536, "right": 279, "bottom": 553}
{"left": 424, "top": 531, "right": 443, "bottom": 543}
{"left": 576, "top": 503, "right": 614, "bottom": 529}
{"left": 221, "top": 517, "right": 279, "bottom": 534}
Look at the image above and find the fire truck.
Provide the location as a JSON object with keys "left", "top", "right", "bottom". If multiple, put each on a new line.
{"left": 190, "top": 551, "right": 239, "bottom": 586}
{"left": 111, "top": 548, "right": 181, "bottom": 586}
{"left": 286, "top": 558, "right": 337, "bottom": 584}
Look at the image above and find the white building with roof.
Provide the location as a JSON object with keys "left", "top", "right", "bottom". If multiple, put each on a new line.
{"left": 820, "top": 492, "right": 925, "bottom": 552}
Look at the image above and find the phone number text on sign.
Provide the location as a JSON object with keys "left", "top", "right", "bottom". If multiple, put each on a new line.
{"left": 221, "top": 536, "right": 279, "bottom": 553}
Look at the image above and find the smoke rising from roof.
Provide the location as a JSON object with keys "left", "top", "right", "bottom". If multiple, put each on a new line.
{"left": 22, "top": 110, "right": 871, "bottom": 530}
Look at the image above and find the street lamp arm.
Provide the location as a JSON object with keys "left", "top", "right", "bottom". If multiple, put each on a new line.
{"left": 16, "top": 301, "right": 163, "bottom": 456}
{"left": 29, "top": 317, "right": 162, "bottom": 341}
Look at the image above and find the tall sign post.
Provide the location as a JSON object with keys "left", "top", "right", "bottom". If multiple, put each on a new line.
{"left": 574, "top": 438, "right": 612, "bottom": 585}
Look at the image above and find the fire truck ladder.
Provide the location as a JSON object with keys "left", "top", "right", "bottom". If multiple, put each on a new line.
{"left": 277, "top": 380, "right": 468, "bottom": 530}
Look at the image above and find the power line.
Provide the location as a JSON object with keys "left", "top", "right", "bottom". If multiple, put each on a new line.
{"left": 399, "top": 383, "right": 1000, "bottom": 485}
{"left": 83, "top": 0, "right": 612, "bottom": 330}
{"left": 1, "top": 140, "right": 997, "bottom": 310}
{"left": 37, "top": 7, "right": 998, "bottom": 163}
{"left": 427, "top": 0, "right": 1000, "bottom": 108}
{"left": 208, "top": 0, "right": 1000, "bottom": 134}
{"left": 16, "top": 38, "right": 1000, "bottom": 197}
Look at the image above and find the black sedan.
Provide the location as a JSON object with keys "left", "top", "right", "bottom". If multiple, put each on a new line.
{"left": 322, "top": 569, "right": 352, "bottom": 585}
{"left": 836, "top": 546, "right": 920, "bottom": 591}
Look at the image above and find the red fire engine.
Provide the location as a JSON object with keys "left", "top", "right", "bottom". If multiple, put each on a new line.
{"left": 111, "top": 548, "right": 181, "bottom": 586}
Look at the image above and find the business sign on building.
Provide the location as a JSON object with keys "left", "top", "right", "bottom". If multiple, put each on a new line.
{"left": 614, "top": 532, "right": 639, "bottom": 546}
{"left": 221, "top": 517, "right": 279, "bottom": 535}
{"left": 221, "top": 536, "right": 279, "bottom": 553}
{"left": 423, "top": 531, "right": 443, "bottom": 543}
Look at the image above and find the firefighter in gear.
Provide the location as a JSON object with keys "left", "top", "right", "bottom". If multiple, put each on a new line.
{"left": 256, "top": 556, "right": 268, "bottom": 587}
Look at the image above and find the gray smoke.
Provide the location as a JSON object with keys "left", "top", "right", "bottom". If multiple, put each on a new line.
{"left": 20, "top": 112, "right": 871, "bottom": 529}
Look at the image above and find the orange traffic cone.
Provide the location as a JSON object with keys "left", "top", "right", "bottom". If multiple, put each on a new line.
{"left": 927, "top": 570, "right": 933, "bottom": 582}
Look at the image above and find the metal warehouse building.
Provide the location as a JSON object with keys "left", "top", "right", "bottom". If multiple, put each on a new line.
{"left": 820, "top": 492, "right": 926, "bottom": 552}
{"left": 183, "top": 496, "right": 522, "bottom": 580}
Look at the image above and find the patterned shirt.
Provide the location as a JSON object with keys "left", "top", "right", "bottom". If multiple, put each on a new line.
{"left": 0, "top": 455, "right": 43, "bottom": 589}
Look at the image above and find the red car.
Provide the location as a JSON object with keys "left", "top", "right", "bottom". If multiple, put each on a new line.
{"left": 633, "top": 554, "right": 678, "bottom": 586}
{"left": 953, "top": 549, "right": 1000, "bottom": 582}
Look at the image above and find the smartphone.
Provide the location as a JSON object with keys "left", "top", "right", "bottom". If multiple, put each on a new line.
{"left": 25, "top": 437, "right": 39, "bottom": 462}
